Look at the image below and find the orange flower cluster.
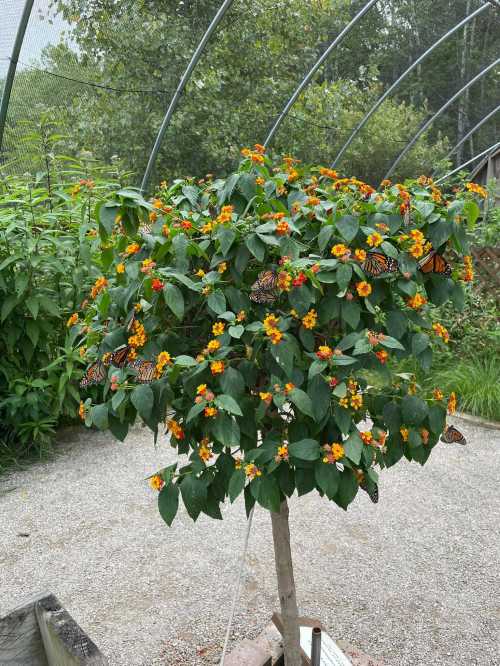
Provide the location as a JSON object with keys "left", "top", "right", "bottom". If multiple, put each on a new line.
{"left": 367, "top": 232, "right": 383, "bottom": 248}
{"left": 125, "top": 243, "right": 141, "bottom": 255}
{"left": 275, "top": 443, "right": 289, "bottom": 463}
{"left": 276, "top": 220, "right": 290, "bottom": 236}
{"left": 263, "top": 313, "right": 283, "bottom": 345}
{"left": 462, "top": 255, "right": 474, "bottom": 282}
{"left": 210, "top": 360, "right": 225, "bottom": 375}
{"left": 322, "top": 442, "right": 344, "bottom": 463}
{"left": 400, "top": 427, "right": 409, "bottom": 442}
{"left": 216, "top": 205, "right": 234, "bottom": 225}
{"left": 375, "top": 350, "right": 389, "bottom": 364}
{"left": 447, "top": 392, "right": 457, "bottom": 414}
{"left": 241, "top": 147, "right": 265, "bottom": 164}
{"left": 204, "top": 406, "right": 218, "bottom": 418}
{"left": 236, "top": 310, "right": 246, "bottom": 322}
{"left": 433, "top": 388, "right": 444, "bottom": 401}
{"left": 206, "top": 339, "right": 221, "bottom": 353}
{"left": 354, "top": 248, "right": 367, "bottom": 262}
{"left": 331, "top": 243, "right": 350, "bottom": 258}
{"left": 66, "top": 313, "right": 78, "bottom": 327}
{"left": 356, "top": 281, "right": 372, "bottom": 297}
{"left": 432, "top": 322, "right": 450, "bottom": 343}
{"left": 128, "top": 320, "right": 147, "bottom": 348}
{"left": 90, "top": 277, "right": 108, "bottom": 299}
{"left": 167, "top": 419, "right": 184, "bottom": 440}
{"left": 245, "top": 463, "right": 262, "bottom": 479}
{"left": 406, "top": 293, "right": 427, "bottom": 310}
{"left": 302, "top": 309, "right": 317, "bottom": 330}
{"left": 319, "top": 167, "right": 338, "bottom": 179}
{"left": 278, "top": 271, "right": 292, "bottom": 291}
{"left": 466, "top": 182, "right": 487, "bottom": 198}
{"left": 307, "top": 196, "right": 321, "bottom": 206}
{"left": 381, "top": 179, "right": 392, "bottom": 188}
{"left": 408, "top": 229, "right": 426, "bottom": 258}
{"left": 316, "top": 345, "right": 333, "bottom": 361}
{"left": 360, "top": 431, "right": 373, "bottom": 445}
{"left": 212, "top": 322, "right": 225, "bottom": 336}
{"left": 259, "top": 391, "right": 273, "bottom": 403}
{"left": 155, "top": 351, "right": 172, "bottom": 378}
{"left": 78, "top": 401, "right": 86, "bottom": 420}
{"left": 149, "top": 474, "right": 164, "bottom": 491}
{"left": 198, "top": 438, "right": 213, "bottom": 461}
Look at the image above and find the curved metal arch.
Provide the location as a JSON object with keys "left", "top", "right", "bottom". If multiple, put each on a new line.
{"left": 438, "top": 103, "right": 500, "bottom": 166}
{"left": 330, "top": 2, "right": 491, "bottom": 168}
{"left": 262, "top": 0, "right": 379, "bottom": 149}
{"left": 383, "top": 57, "right": 500, "bottom": 181}
{"left": 434, "top": 140, "right": 500, "bottom": 184}
{"left": 0, "top": 0, "right": 34, "bottom": 155}
{"left": 141, "top": 0, "right": 235, "bottom": 192}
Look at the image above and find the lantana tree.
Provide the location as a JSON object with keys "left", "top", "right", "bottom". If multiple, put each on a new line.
{"left": 75, "top": 147, "right": 481, "bottom": 664}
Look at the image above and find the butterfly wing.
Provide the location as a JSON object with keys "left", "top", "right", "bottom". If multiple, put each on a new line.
{"left": 360, "top": 478, "right": 379, "bottom": 504}
{"left": 362, "top": 252, "right": 398, "bottom": 277}
{"left": 441, "top": 425, "right": 466, "bottom": 445}
{"left": 126, "top": 310, "right": 137, "bottom": 332}
{"left": 418, "top": 251, "right": 452, "bottom": 276}
{"left": 250, "top": 270, "right": 279, "bottom": 304}
{"left": 80, "top": 360, "right": 106, "bottom": 388}
{"left": 128, "top": 359, "right": 155, "bottom": 383}
{"left": 110, "top": 345, "right": 131, "bottom": 368}
{"left": 403, "top": 206, "right": 411, "bottom": 227}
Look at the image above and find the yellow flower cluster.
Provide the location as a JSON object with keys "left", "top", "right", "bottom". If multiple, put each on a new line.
{"left": 331, "top": 243, "right": 350, "bottom": 258}
{"left": 206, "top": 339, "right": 221, "bottom": 353}
{"left": 198, "top": 438, "right": 213, "bottom": 461}
{"left": 367, "top": 232, "right": 383, "bottom": 247}
{"left": 78, "top": 401, "right": 86, "bottom": 420}
{"left": 204, "top": 406, "right": 218, "bottom": 418}
{"left": 406, "top": 293, "right": 427, "bottom": 310}
{"left": 90, "top": 276, "right": 108, "bottom": 299}
{"left": 166, "top": 419, "right": 184, "bottom": 440}
{"left": 319, "top": 167, "right": 338, "bottom": 179}
{"left": 149, "top": 474, "right": 164, "bottom": 491}
{"left": 278, "top": 271, "right": 292, "bottom": 291}
{"left": 400, "top": 427, "right": 409, "bottom": 442}
{"left": 354, "top": 248, "right": 366, "bottom": 262}
{"left": 155, "top": 351, "right": 172, "bottom": 378}
{"left": 212, "top": 322, "right": 225, "bottom": 336}
{"left": 236, "top": 310, "right": 246, "bottom": 322}
{"left": 322, "top": 442, "right": 344, "bottom": 463}
{"left": 356, "top": 281, "right": 372, "bottom": 297}
{"left": 302, "top": 309, "right": 317, "bottom": 330}
{"left": 245, "top": 463, "right": 262, "bottom": 479}
{"left": 408, "top": 229, "right": 426, "bottom": 258}
{"left": 263, "top": 313, "right": 282, "bottom": 345}
{"left": 125, "top": 243, "right": 141, "bottom": 255}
{"left": 128, "top": 320, "right": 147, "bottom": 348}
{"left": 217, "top": 262, "right": 227, "bottom": 273}
{"left": 210, "top": 360, "right": 225, "bottom": 375}
{"left": 259, "top": 391, "right": 273, "bottom": 403}
{"left": 433, "top": 388, "right": 444, "bottom": 401}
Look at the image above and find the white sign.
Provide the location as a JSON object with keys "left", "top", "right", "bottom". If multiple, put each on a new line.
{"left": 299, "top": 626, "right": 352, "bottom": 666}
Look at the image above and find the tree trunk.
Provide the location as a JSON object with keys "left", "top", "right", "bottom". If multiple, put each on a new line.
{"left": 457, "top": 0, "right": 471, "bottom": 165}
{"left": 271, "top": 499, "right": 301, "bottom": 666}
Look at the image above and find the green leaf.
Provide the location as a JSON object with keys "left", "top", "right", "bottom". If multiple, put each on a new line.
{"left": 175, "top": 355, "right": 198, "bottom": 367}
{"left": 25, "top": 320, "right": 39, "bottom": 348}
{"left": 295, "top": 468, "right": 315, "bottom": 495}
{"left": 131, "top": 384, "right": 154, "bottom": 421}
{"left": 25, "top": 297, "right": 40, "bottom": 319}
{"left": 207, "top": 289, "right": 226, "bottom": 314}
{"left": 336, "top": 215, "right": 359, "bottom": 242}
{"left": 308, "top": 359, "right": 327, "bottom": 379}
{"left": 212, "top": 413, "right": 240, "bottom": 446}
{"left": 180, "top": 474, "right": 207, "bottom": 521}
{"left": 428, "top": 404, "right": 446, "bottom": 435}
{"left": 318, "top": 225, "right": 334, "bottom": 251}
{"left": 220, "top": 367, "right": 245, "bottom": 395}
{"left": 158, "top": 482, "right": 179, "bottom": 526}
{"left": 315, "top": 460, "right": 340, "bottom": 499}
{"left": 228, "top": 469, "right": 246, "bottom": 502}
{"left": 288, "top": 285, "right": 313, "bottom": 314}
{"left": 215, "top": 394, "right": 243, "bottom": 416}
{"left": 380, "top": 335, "right": 405, "bottom": 351}
{"left": 341, "top": 300, "right": 360, "bottom": 329}
{"left": 270, "top": 340, "right": 294, "bottom": 378}
{"left": 217, "top": 226, "right": 236, "bottom": 256}
{"left": 381, "top": 241, "right": 398, "bottom": 258}
{"left": 335, "top": 468, "right": 359, "bottom": 509}
{"left": 228, "top": 324, "right": 244, "bottom": 338}
{"left": 245, "top": 234, "right": 266, "bottom": 261}
{"left": 336, "top": 264, "right": 352, "bottom": 291}
{"left": 333, "top": 403, "right": 351, "bottom": 435}
{"left": 386, "top": 311, "right": 408, "bottom": 338}
{"left": 463, "top": 199, "right": 480, "bottom": 228}
{"left": 255, "top": 475, "right": 281, "bottom": 512}
{"left": 427, "top": 219, "right": 453, "bottom": 249}
{"left": 401, "top": 395, "right": 428, "bottom": 425}
{"left": 288, "top": 388, "right": 314, "bottom": 419}
{"left": 308, "top": 375, "right": 331, "bottom": 422}
{"left": 39, "top": 296, "right": 60, "bottom": 317}
{"left": 288, "top": 439, "right": 320, "bottom": 461}
{"left": 186, "top": 401, "right": 206, "bottom": 423}
{"left": 344, "top": 431, "right": 363, "bottom": 464}
{"left": 108, "top": 415, "right": 129, "bottom": 442}
{"left": 163, "top": 283, "right": 184, "bottom": 320}
{"left": 1, "top": 295, "right": 18, "bottom": 322}
{"left": 411, "top": 333, "right": 430, "bottom": 356}
{"left": 92, "top": 403, "right": 109, "bottom": 430}
{"left": 383, "top": 402, "right": 401, "bottom": 432}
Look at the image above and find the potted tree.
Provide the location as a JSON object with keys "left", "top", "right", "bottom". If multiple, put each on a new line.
{"left": 75, "top": 147, "right": 478, "bottom": 664}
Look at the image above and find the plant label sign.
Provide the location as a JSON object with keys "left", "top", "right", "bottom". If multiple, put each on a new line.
{"left": 299, "top": 626, "right": 352, "bottom": 666}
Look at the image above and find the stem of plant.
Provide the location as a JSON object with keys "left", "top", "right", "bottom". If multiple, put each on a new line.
{"left": 271, "top": 497, "right": 301, "bottom": 666}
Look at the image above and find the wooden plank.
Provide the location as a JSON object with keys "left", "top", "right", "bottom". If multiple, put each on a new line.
{"left": 35, "top": 595, "right": 108, "bottom": 666}
{"left": 0, "top": 593, "right": 49, "bottom": 665}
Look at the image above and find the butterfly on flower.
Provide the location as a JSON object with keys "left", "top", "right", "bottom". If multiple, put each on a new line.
{"left": 80, "top": 360, "right": 106, "bottom": 388}
{"left": 440, "top": 425, "right": 466, "bottom": 446}
{"left": 109, "top": 345, "right": 131, "bottom": 368}
{"left": 128, "top": 358, "right": 156, "bottom": 383}
{"left": 362, "top": 252, "right": 398, "bottom": 277}
{"left": 418, "top": 251, "right": 452, "bottom": 277}
{"left": 250, "top": 270, "right": 279, "bottom": 304}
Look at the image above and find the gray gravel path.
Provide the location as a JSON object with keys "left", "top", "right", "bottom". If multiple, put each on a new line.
{"left": 1, "top": 417, "right": 499, "bottom": 666}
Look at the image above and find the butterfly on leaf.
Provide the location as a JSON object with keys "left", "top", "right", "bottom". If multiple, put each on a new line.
{"left": 441, "top": 425, "right": 466, "bottom": 446}
{"left": 360, "top": 478, "right": 379, "bottom": 504}
{"left": 362, "top": 252, "right": 398, "bottom": 277}
{"left": 80, "top": 360, "right": 106, "bottom": 389}
{"left": 126, "top": 309, "right": 137, "bottom": 333}
{"left": 418, "top": 251, "right": 452, "bottom": 277}
{"left": 250, "top": 270, "right": 279, "bottom": 304}
{"left": 109, "top": 345, "right": 131, "bottom": 368}
{"left": 128, "top": 358, "right": 156, "bottom": 383}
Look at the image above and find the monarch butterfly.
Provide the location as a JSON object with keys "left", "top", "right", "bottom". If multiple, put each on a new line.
{"left": 360, "top": 478, "right": 379, "bottom": 504}
{"left": 139, "top": 223, "right": 152, "bottom": 235}
{"left": 362, "top": 252, "right": 398, "bottom": 277}
{"left": 128, "top": 358, "right": 156, "bottom": 383}
{"left": 418, "top": 251, "right": 452, "bottom": 277}
{"left": 109, "top": 345, "right": 131, "bottom": 368}
{"left": 441, "top": 425, "right": 466, "bottom": 446}
{"left": 250, "top": 270, "right": 279, "bottom": 304}
{"left": 80, "top": 360, "right": 106, "bottom": 388}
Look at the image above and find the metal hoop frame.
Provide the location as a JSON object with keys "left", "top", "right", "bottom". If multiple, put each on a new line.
{"left": 262, "top": 0, "right": 379, "bottom": 149}
{"left": 383, "top": 57, "right": 500, "bottom": 181}
{"left": 434, "top": 141, "right": 500, "bottom": 184}
{"left": 330, "top": 2, "right": 491, "bottom": 168}
{"left": 0, "top": 0, "right": 34, "bottom": 155}
{"left": 438, "top": 104, "right": 500, "bottom": 166}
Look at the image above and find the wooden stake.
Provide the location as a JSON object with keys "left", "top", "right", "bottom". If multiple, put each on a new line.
{"left": 270, "top": 498, "right": 301, "bottom": 665}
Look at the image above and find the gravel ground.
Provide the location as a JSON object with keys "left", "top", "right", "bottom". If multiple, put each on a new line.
{"left": 1, "top": 417, "right": 499, "bottom": 666}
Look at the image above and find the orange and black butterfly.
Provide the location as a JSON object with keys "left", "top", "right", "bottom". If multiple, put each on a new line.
{"left": 441, "top": 425, "right": 466, "bottom": 446}
{"left": 418, "top": 251, "right": 452, "bottom": 277}
{"left": 362, "top": 252, "right": 398, "bottom": 277}
{"left": 109, "top": 345, "right": 131, "bottom": 368}
{"left": 250, "top": 270, "right": 279, "bottom": 304}
{"left": 360, "top": 478, "right": 379, "bottom": 504}
{"left": 128, "top": 358, "right": 155, "bottom": 383}
{"left": 80, "top": 360, "right": 106, "bottom": 388}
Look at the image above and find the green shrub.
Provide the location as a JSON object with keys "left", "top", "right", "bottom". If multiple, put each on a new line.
{"left": 0, "top": 138, "right": 129, "bottom": 469}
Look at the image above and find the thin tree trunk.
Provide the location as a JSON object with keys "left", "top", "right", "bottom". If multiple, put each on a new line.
{"left": 457, "top": 0, "right": 471, "bottom": 165}
{"left": 271, "top": 499, "right": 301, "bottom": 666}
